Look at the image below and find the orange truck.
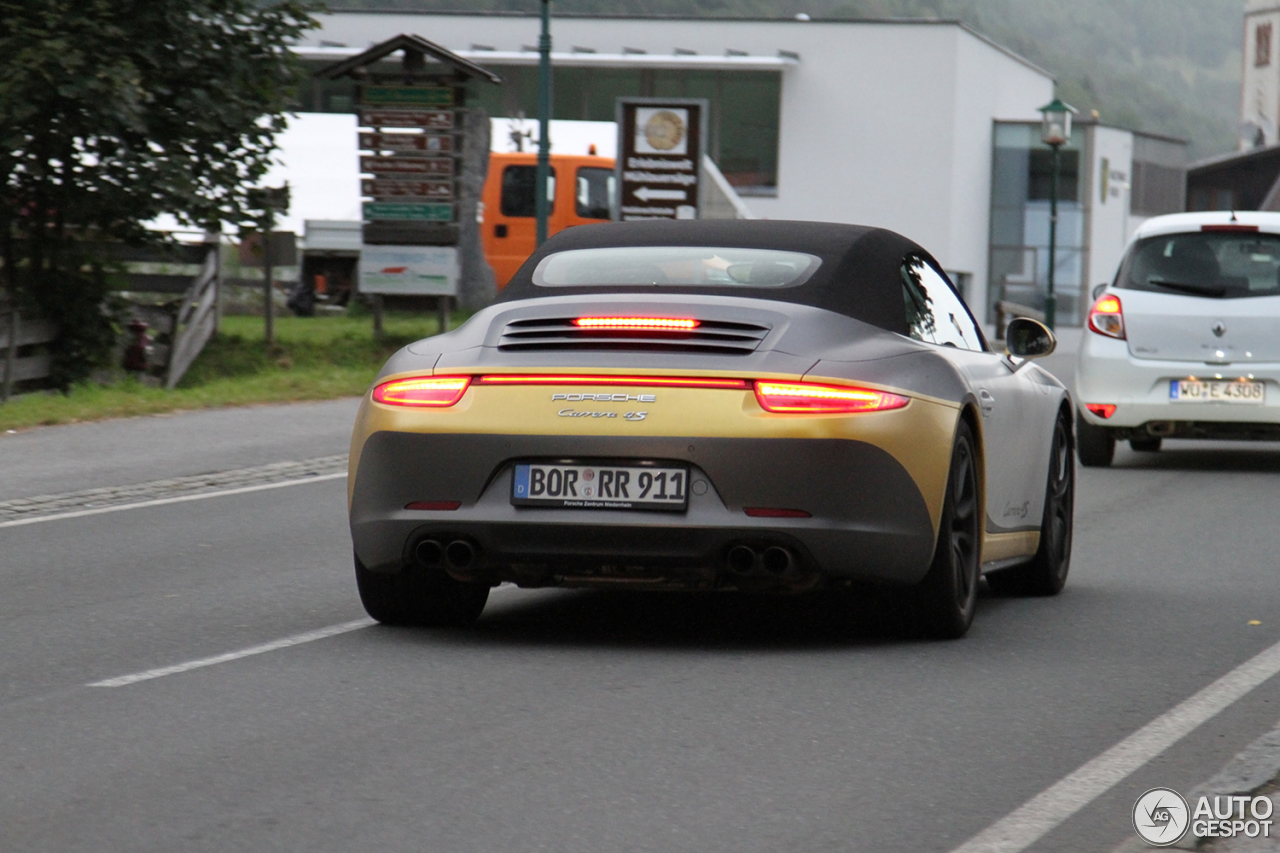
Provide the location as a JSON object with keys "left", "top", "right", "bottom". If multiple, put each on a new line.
{"left": 481, "top": 151, "right": 616, "bottom": 287}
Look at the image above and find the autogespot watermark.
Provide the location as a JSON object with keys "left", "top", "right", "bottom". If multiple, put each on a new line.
{"left": 1132, "top": 787, "right": 1274, "bottom": 846}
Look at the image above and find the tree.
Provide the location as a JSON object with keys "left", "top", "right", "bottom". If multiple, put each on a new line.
{"left": 0, "top": 0, "right": 317, "bottom": 387}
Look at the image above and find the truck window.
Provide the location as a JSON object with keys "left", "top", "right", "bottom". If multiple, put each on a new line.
{"left": 576, "top": 167, "right": 615, "bottom": 220}
{"left": 500, "top": 165, "right": 556, "bottom": 217}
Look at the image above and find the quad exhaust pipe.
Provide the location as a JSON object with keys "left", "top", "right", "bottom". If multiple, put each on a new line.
{"left": 414, "top": 537, "right": 481, "bottom": 577}
{"left": 725, "top": 544, "right": 799, "bottom": 577}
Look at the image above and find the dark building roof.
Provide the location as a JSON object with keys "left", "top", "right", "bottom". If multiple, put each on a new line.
{"left": 1187, "top": 145, "right": 1280, "bottom": 212}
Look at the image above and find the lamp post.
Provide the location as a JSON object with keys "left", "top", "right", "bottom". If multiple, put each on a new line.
{"left": 535, "top": 0, "right": 553, "bottom": 247}
{"left": 1038, "top": 97, "right": 1076, "bottom": 331}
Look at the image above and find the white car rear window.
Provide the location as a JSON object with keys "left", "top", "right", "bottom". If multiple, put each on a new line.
{"left": 1121, "top": 232, "right": 1280, "bottom": 298}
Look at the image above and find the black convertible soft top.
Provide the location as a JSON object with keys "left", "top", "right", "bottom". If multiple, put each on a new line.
{"left": 496, "top": 220, "right": 933, "bottom": 336}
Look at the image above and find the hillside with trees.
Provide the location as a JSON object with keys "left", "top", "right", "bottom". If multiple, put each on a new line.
{"left": 329, "top": 0, "right": 1243, "bottom": 159}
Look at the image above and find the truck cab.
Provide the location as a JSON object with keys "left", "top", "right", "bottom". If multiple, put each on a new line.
{"left": 481, "top": 151, "right": 616, "bottom": 288}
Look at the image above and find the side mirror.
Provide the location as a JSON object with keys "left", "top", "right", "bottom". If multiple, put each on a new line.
{"left": 1091, "top": 282, "right": 1108, "bottom": 300}
{"left": 1006, "top": 317, "right": 1056, "bottom": 359}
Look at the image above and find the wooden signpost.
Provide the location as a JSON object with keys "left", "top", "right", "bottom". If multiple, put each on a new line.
{"left": 316, "top": 34, "right": 501, "bottom": 334}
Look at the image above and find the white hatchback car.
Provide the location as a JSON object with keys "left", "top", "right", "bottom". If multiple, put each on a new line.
{"left": 1076, "top": 211, "right": 1280, "bottom": 466}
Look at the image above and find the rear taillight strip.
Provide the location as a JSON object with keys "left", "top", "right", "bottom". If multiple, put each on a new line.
{"left": 754, "top": 381, "right": 909, "bottom": 414}
{"left": 374, "top": 374, "right": 912, "bottom": 414}
{"left": 373, "top": 376, "right": 471, "bottom": 407}
{"left": 476, "top": 374, "right": 749, "bottom": 389}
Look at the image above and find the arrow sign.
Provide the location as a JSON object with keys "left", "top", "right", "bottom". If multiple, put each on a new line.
{"left": 634, "top": 186, "right": 687, "bottom": 202}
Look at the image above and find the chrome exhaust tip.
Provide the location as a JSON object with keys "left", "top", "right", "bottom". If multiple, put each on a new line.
{"left": 445, "top": 539, "right": 477, "bottom": 570}
{"left": 761, "top": 546, "right": 795, "bottom": 576}
{"left": 414, "top": 539, "right": 444, "bottom": 567}
{"left": 727, "top": 545, "right": 757, "bottom": 573}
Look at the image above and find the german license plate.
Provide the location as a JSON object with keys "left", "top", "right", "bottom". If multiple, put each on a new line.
{"left": 1170, "top": 379, "right": 1265, "bottom": 404}
{"left": 511, "top": 463, "right": 689, "bottom": 511}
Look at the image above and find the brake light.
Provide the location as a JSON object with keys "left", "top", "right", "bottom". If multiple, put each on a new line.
{"left": 1085, "top": 403, "right": 1116, "bottom": 419}
{"left": 1202, "top": 224, "right": 1259, "bottom": 232}
{"left": 1087, "top": 294, "right": 1125, "bottom": 339}
{"left": 372, "top": 376, "right": 471, "bottom": 407}
{"left": 754, "top": 381, "right": 909, "bottom": 413}
{"left": 573, "top": 317, "right": 700, "bottom": 330}
{"left": 476, "top": 374, "right": 747, "bottom": 389}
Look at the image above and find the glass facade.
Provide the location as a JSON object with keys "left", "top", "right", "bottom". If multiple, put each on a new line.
{"left": 297, "top": 61, "right": 781, "bottom": 195}
{"left": 988, "top": 122, "right": 1085, "bottom": 326}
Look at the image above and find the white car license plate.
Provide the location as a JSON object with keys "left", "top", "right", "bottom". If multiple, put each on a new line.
{"left": 512, "top": 463, "right": 689, "bottom": 511}
{"left": 1169, "top": 379, "right": 1265, "bottom": 404}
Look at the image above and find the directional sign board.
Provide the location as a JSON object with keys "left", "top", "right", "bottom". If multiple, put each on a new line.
{"left": 360, "top": 156, "right": 454, "bottom": 177}
{"left": 361, "top": 179, "right": 454, "bottom": 201}
{"left": 363, "top": 202, "right": 454, "bottom": 221}
{"left": 359, "top": 108, "right": 454, "bottom": 130}
{"left": 361, "top": 86, "right": 455, "bottom": 107}
{"left": 358, "top": 133, "right": 455, "bottom": 155}
{"left": 615, "top": 98, "right": 707, "bottom": 221}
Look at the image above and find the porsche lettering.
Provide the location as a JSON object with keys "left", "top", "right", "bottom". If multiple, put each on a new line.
{"left": 552, "top": 393, "right": 657, "bottom": 403}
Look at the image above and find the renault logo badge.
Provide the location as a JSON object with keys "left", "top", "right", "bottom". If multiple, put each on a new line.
{"left": 1212, "top": 321, "right": 1227, "bottom": 338}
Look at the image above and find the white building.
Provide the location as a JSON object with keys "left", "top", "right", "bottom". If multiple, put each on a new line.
{"left": 290, "top": 11, "right": 1185, "bottom": 324}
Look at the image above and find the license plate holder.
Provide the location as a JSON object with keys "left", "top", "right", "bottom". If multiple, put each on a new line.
{"left": 511, "top": 462, "right": 689, "bottom": 511}
{"left": 1169, "top": 379, "right": 1265, "bottom": 404}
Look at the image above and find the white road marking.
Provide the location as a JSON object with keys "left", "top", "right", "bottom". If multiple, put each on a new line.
{"left": 949, "top": 637, "right": 1280, "bottom": 853}
{"left": 0, "top": 472, "right": 347, "bottom": 529}
{"left": 89, "top": 618, "right": 376, "bottom": 687}
{"left": 88, "top": 587, "right": 521, "bottom": 688}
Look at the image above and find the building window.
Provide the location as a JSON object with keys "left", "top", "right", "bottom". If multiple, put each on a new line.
{"left": 1257, "top": 23, "right": 1272, "bottom": 67}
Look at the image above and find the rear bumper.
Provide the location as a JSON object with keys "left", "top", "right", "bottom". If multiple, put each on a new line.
{"left": 1077, "top": 333, "right": 1280, "bottom": 431}
{"left": 349, "top": 432, "right": 938, "bottom": 588}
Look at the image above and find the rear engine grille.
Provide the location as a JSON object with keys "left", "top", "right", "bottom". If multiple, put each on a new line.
{"left": 499, "top": 317, "right": 771, "bottom": 355}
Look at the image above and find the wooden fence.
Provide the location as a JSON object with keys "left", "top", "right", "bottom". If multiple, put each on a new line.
{"left": 0, "top": 308, "right": 57, "bottom": 401}
{"left": 112, "top": 239, "right": 221, "bottom": 388}
{"left": 0, "top": 235, "right": 221, "bottom": 400}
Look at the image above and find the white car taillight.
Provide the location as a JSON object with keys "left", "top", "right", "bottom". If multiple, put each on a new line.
{"left": 1087, "top": 294, "right": 1125, "bottom": 339}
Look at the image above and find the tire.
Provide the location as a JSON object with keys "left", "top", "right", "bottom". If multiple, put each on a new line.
{"left": 1075, "top": 410, "right": 1115, "bottom": 467}
{"left": 914, "top": 419, "right": 981, "bottom": 639}
{"left": 987, "top": 408, "right": 1074, "bottom": 596}
{"left": 1129, "top": 435, "right": 1161, "bottom": 452}
{"left": 355, "top": 552, "right": 489, "bottom": 627}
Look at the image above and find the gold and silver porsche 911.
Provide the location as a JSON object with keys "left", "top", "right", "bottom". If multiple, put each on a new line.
{"left": 347, "top": 221, "right": 1074, "bottom": 638}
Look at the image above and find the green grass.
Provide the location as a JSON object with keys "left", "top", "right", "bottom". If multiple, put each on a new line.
{"left": 0, "top": 311, "right": 459, "bottom": 431}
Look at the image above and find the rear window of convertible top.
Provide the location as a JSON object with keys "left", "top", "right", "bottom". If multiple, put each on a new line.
{"left": 531, "top": 246, "right": 823, "bottom": 288}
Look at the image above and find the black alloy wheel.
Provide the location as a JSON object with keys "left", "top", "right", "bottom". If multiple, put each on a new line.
{"left": 915, "top": 419, "right": 980, "bottom": 639}
{"left": 355, "top": 552, "right": 490, "bottom": 627}
{"left": 1075, "top": 410, "right": 1114, "bottom": 467}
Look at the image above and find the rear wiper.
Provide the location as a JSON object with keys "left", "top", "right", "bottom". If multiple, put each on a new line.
{"left": 1147, "top": 278, "right": 1227, "bottom": 297}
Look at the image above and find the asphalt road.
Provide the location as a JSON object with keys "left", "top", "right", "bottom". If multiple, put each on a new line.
{"left": 4, "top": 337, "right": 1280, "bottom": 852}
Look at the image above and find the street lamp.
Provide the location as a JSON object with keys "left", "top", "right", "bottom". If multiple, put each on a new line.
{"left": 1038, "top": 97, "right": 1076, "bottom": 330}
{"left": 535, "top": 0, "right": 553, "bottom": 247}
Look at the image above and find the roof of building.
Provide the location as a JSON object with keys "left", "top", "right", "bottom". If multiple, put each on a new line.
{"left": 307, "top": 11, "right": 1054, "bottom": 80}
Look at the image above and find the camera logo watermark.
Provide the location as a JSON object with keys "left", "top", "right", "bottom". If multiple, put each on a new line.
{"left": 1132, "top": 787, "right": 1275, "bottom": 846}
{"left": 1133, "top": 788, "right": 1190, "bottom": 846}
